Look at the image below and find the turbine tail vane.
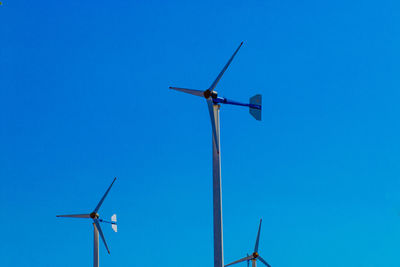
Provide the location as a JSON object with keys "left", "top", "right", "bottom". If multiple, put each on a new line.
{"left": 209, "top": 42, "right": 244, "bottom": 91}
{"left": 111, "top": 214, "right": 117, "bottom": 233}
{"left": 249, "top": 94, "right": 262, "bottom": 121}
{"left": 93, "top": 177, "right": 117, "bottom": 213}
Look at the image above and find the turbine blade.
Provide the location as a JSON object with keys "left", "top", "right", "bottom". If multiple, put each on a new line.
{"left": 247, "top": 254, "right": 250, "bottom": 267}
{"left": 93, "top": 177, "right": 116, "bottom": 213}
{"left": 94, "top": 220, "right": 110, "bottom": 254}
{"left": 225, "top": 255, "right": 253, "bottom": 267}
{"left": 254, "top": 219, "right": 262, "bottom": 252}
{"left": 169, "top": 87, "right": 204, "bottom": 97}
{"left": 258, "top": 256, "right": 271, "bottom": 267}
{"left": 56, "top": 214, "right": 91, "bottom": 218}
{"left": 209, "top": 42, "right": 243, "bottom": 91}
{"left": 207, "top": 98, "right": 220, "bottom": 152}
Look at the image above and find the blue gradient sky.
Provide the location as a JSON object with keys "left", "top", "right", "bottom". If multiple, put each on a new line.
{"left": 2, "top": 0, "right": 400, "bottom": 266}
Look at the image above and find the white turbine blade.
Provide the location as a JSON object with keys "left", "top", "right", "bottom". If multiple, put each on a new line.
{"left": 111, "top": 214, "right": 117, "bottom": 222}
{"left": 209, "top": 42, "right": 243, "bottom": 91}
{"left": 94, "top": 220, "right": 110, "bottom": 254}
{"left": 258, "top": 256, "right": 271, "bottom": 267}
{"left": 93, "top": 177, "right": 116, "bottom": 213}
{"left": 169, "top": 87, "right": 204, "bottom": 97}
{"left": 112, "top": 224, "right": 117, "bottom": 233}
{"left": 225, "top": 255, "right": 253, "bottom": 267}
{"left": 56, "top": 214, "right": 90, "bottom": 218}
{"left": 254, "top": 219, "right": 262, "bottom": 253}
{"left": 207, "top": 98, "right": 220, "bottom": 152}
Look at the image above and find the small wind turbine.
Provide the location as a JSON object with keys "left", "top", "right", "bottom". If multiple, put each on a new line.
{"left": 57, "top": 177, "right": 117, "bottom": 267}
{"left": 170, "top": 42, "right": 262, "bottom": 267}
{"left": 170, "top": 42, "right": 261, "bottom": 151}
{"left": 225, "top": 219, "right": 271, "bottom": 267}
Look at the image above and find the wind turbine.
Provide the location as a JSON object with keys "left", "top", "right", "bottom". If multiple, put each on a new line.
{"left": 169, "top": 42, "right": 262, "bottom": 267}
{"left": 56, "top": 177, "right": 118, "bottom": 267}
{"left": 225, "top": 219, "right": 271, "bottom": 267}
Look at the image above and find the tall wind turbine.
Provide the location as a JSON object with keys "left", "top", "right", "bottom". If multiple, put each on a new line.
{"left": 169, "top": 42, "right": 262, "bottom": 267}
{"left": 225, "top": 219, "right": 271, "bottom": 267}
{"left": 57, "top": 177, "right": 118, "bottom": 267}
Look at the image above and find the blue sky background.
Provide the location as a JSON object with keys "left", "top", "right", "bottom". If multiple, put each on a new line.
{"left": 1, "top": 0, "right": 400, "bottom": 266}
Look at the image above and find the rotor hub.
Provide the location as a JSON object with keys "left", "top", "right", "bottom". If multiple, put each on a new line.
{"left": 253, "top": 252, "right": 259, "bottom": 258}
{"left": 203, "top": 89, "right": 218, "bottom": 99}
{"left": 90, "top": 212, "right": 99, "bottom": 219}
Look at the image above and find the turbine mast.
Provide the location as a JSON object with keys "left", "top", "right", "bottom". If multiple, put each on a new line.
{"left": 93, "top": 223, "right": 99, "bottom": 267}
{"left": 212, "top": 104, "right": 224, "bottom": 267}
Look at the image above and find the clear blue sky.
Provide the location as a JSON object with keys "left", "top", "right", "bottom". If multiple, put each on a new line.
{"left": 1, "top": 0, "right": 400, "bottom": 266}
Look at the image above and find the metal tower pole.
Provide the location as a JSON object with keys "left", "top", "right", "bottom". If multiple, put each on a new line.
{"left": 212, "top": 104, "right": 224, "bottom": 267}
{"left": 252, "top": 259, "right": 257, "bottom": 267}
{"left": 93, "top": 223, "right": 99, "bottom": 267}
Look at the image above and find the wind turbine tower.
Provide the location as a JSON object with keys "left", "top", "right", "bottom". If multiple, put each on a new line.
{"left": 170, "top": 42, "right": 262, "bottom": 267}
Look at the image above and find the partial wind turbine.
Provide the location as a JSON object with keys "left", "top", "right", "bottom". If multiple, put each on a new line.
{"left": 57, "top": 177, "right": 118, "bottom": 267}
{"left": 225, "top": 219, "right": 271, "bottom": 267}
{"left": 170, "top": 42, "right": 262, "bottom": 267}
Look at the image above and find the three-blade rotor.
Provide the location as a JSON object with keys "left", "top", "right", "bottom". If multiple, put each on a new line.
{"left": 224, "top": 219, "right": 271, "bottom": 267}
{"left": 169, "top": 42, "right": 262, "bottom": 153}
{"left": 56, "top": 177, "right": 117, "bottom": 254}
